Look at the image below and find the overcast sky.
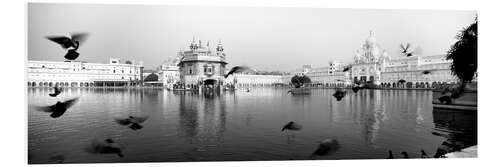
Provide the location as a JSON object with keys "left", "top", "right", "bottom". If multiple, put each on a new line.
{"left": 28, "top": 3, "right": 476, "bottom": 71}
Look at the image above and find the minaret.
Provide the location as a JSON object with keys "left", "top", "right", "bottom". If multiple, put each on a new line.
{"left": 190, "top": 36, "right": 196, "bottom": 50}
{"left": 216, "top": 40, "right": 224, "bottom": 52}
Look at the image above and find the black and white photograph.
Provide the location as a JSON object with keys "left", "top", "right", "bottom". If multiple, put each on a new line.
{"left": 22, "top": 1, "right": 482, "bottom": 165}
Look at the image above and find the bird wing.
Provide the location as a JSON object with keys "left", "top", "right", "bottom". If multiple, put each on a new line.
{"left": 115, "top": 118, "right": 132, "bottom": 125}
{"left": 400, "top": 43, "right": 407, "bottom": 53}
{"left": 46, "top": 36, "right": 73, "bottom": 49}
{"left": 60, "top": 98, "right": 79, "bottom": 109}
{"left": 35, "top": 105, "right": 57, "bottom": 113}
{"left": 71, "top": 33, "right": 89, "bottom": 44}
{"left": 226, "top": 66, "right": 255, "bottom": 78}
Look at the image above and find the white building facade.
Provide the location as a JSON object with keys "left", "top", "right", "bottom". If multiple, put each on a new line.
{"left": 349, "top": 31, "right": 456, "bottom": 88}
{"left": 27, "top": 58, "right": 143, "bottom": 87}
{"left": 225, "top": 74, "right": 284, "bottom": 87}
{"left": 158, "top": 58, "right": 181, "bottom": 89}
{"left": 177, "top": 39, "right": 227, "bottom": 89}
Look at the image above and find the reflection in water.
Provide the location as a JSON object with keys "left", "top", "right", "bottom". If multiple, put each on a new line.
{"left": 28, "top": 88, "right": 476, "bottom": 163}
{"left": 431, "top": 109, "right": 477, "bottom": 157}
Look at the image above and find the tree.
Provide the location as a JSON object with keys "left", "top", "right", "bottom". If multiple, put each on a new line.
{"left": 125, "top": 60, "right": 133, "bottom": 64}
{"left": 446, "top": 18, "right": 477, "bottom": 84}
{"left": 291, "top": 75, "right": 311, "bottom": 88}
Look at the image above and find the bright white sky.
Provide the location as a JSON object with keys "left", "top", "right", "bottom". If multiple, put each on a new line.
{"left": 28, "top": 3, "right": 476, "bottom": 71}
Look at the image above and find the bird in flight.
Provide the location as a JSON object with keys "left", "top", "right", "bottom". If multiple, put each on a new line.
{"left": 49, "top": 86, "right": 62, "bottom": 97}
{"left": 281, "top": 121, "right": 302, "bottom": 131}
{"left": 342, "top": 65, "right": 352, "bottom": 72}
{"left": 332, "top": 90, "right": 347, "bottom": 101}
{"left": 224, "top": 66, "right": 256, "bottom": 78}
{"left": 115, "top": 116, "right": 149, "bottom": 130}
{"left": 35, "top": 98, "right": 79, "bottom": 118}
{"left": 86, "top": 138, "right": 125, "bottom": 157}
{"left": 310, "top": 138, "right": 340, "bottom": 158}
{"left": 46, "top": 33, "right": 89, "bottom": 60}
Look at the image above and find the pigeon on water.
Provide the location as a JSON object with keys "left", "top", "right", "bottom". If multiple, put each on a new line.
{"left": 86, "top": 138, "right": 124, "bottom": 157}
{"left": 46, "top": 33, "right": 89, "bottom": 60}
{"left": 311, "top": 138, "right": 340, "bottom": 157}
{"left": 115, "top": 116, "right": 149, "bottom": 130}
{"left": 401, "top": 151, "right": 409, "bottom": 158}
{"left": 332, "top": 90, "right": 347, "bottom": 101}
{"left": 224, "top": 66, "right": 256, "bottom": 78}
{"left": 281, "top": 121, "right": 302, "bottom": 131}
{"left": 36, "top": 98, "right": 79, "bottom": 118}
{"left": 387, "top": 150, "right": 394, "bottom": 159}
{"left": 49, "top": 86, "right": 62, "bottom": 97}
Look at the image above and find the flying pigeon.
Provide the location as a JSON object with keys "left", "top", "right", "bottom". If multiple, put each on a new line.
{"left": 46, "top": 33, "right": 89, "bottom": 60}
{"left": 281, "top": 121, "right": 302, "bottom": 131}
{"left": 35, "top": 98, "right": 79, "bottom": 118}
{"left": 115, "top": 116, "right": 149, "bottom": 130}
{"left": 224, "top": 66, "right": 256, "bottom": 78}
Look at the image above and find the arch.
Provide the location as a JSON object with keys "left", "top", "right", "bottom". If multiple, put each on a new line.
{"left": 27, "top": 82, "right": 31, "bottom": 87}
{"left": 85, "top": 83, "right": 89, "bottom": 87}
{"left": 392, "top": 82, "right": 396, "bottom": 88}
{"left": 65, "top": 82, "right": 69, "bottom": 87}
{"left": 425, "top": 82, "right": 430, "bottom": 88}
{"left": 43, "top": 82, "right": 48, "bottom": 87}
{"left": 49, "top": 82, "right": 53, "bottom": 87}
{"left": 39, "top": 82, "right": 43, "bottom": 87}
{"left": 32, "top": 82, "right": 36, "bottom": 87}
{"left": 80, "top": 82, "right": 84, "bottom": 87}
{"left": 432, "top": 82, "right": 437, "bottom": 88}
{"left": 90, "top": 83, "right": 94, "bottom": 87}
{"left": 406, "top": 82, "right": 412, "bottom": 88}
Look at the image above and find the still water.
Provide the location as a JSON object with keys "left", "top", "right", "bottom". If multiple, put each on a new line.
{"left": 27, "top": 88, "right": 476, "bottom": 163}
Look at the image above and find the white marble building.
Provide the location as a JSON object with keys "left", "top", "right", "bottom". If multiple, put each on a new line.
{"left": 177, "top": 38, "right": 227, "bottom": 89}
{"left": 158, "top": 58, "right": 181, "bottom": 89}
{"left": 27, "top": 58, "right": 143, "bottom": 87}
{"left": 284, "top": 63, "right": 350, "bottom": 87}
{"left": 225, "top": 74, "right": 284, "bottom": 87}
{"left": 349, "top": 31, "right": 456, "bottom": 88}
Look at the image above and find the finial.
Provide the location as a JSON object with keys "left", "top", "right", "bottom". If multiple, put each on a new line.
{"left": 369, "top": 30, "right": 373, "bottom": 36}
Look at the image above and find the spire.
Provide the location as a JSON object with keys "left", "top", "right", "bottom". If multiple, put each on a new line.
{"left": 216, "top": 39, "right": 224, "bottom": 52}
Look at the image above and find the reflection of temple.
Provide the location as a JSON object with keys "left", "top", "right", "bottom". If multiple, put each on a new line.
{"left": 177, "top": 38, "right": 227, "bottom": 89}
{"left": 177, "top": 92, "right": 227, "bottom": 146}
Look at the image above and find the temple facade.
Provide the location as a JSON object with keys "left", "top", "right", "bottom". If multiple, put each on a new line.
{"left": 350, "top": 31, "right": 391, "bottom": 84}
{"left": 177, "top": 38, "right": 228, "bottom": 89}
